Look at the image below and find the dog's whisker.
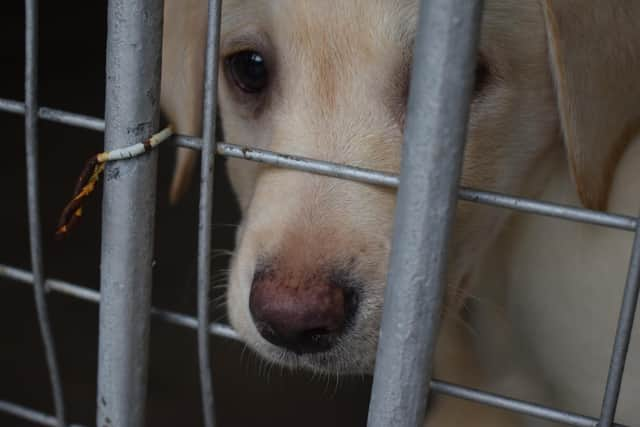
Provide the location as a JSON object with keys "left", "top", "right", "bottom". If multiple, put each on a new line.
{"left": 209, "top": 270, "right": 231, "bottom": 281}
{"left": 211, "top": 305, "right": 227, "bottom": 316}
{"left": 239, "top": 343, "right": 249, "bottom": 367}
{"left": 207, "top": 254, "right": 233, "bottom": 263}
{"left": 208, "top": 276, "right": 230, "bottom": 287}
{"left": 211, "top": 301, "right": 227, "bottom": 311}
{"left": 209, "top": 292, "right": 227, "bottom": 303}
{"left": 210, "top": 267, "right": 231, "bottom": 276}
{"left": 330, "top": 369, "right": 341, "bottom": 398}
{"left": 210, "top": 275, "right": 230, "bottom": 285}
{"left": 211, "top": 311, "right": 228, "bottom": 324}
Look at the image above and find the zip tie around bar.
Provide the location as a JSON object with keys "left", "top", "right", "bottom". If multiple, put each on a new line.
{"left": 55, "top": 126, "right": 173, "bottom": 238}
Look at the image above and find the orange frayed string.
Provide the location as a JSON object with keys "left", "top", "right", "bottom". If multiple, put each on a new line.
{"left": 56, "top": 126, "right": 173, "bottom": 239}
{"left": 55, "top": 155, "right": 105, "bottom": 239}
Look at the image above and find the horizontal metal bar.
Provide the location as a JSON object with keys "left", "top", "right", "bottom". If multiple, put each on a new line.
{"left": 39, "top": 108, "right": 105, "bottom": 132}
{"left": 457, "top": 188, "right": 637, "bottom": 231}
{"left": 0, "top": 98, "right": 105, "bottom": 132}
{"left": 173, "top": 134, "right": 203, "bottom": 150}
{"left": 217, "top": 142, "right": 398, "bottom": 187}
{"left": 0, "top": 400, "right": 86, "bottom": 427}
{"left": 213, "top": 142, "right": 638, "bottom": 231}
{"left": 0, "top": 103, "right": 634, "bottom": 232}
{"left": 0, "top": 98, "right": 25, "bottom": 114}
{"left": 0, "top": 400, "right": 57, "bottom": 427}
{"left": 430, "top": 380, "right": 627, "bottom": 427}
{"left": 0, "top": 264, "right": 239, "bottom": 341}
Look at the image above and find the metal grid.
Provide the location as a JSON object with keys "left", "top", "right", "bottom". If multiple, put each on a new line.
{"left": 0, "top": 0, "right": 638, "bottom": 426}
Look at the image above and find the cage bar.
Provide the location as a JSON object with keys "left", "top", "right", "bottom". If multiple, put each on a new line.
{"left": 0, "top": 400, "right": 86, "bottom": 427}
{"left": 430, "top": 381, "right": 626, "bottom": 427}
{"left": 598, "top": 217, "right": 640, "bottom": 426}
{"left": 367, "top": 1, "right": 483, "bottom": 426}
{"left": 0, "top": 98, "right": 105, "bottom": 131}
{"left": 212, "top": 143, "right": 637, "bottom": 231}
{"left": 196, "top": 1, "right": 223, "bottom": 426}
{"left": 1, "top": 264, "right": 240, "bottom": 341}
{"left": 95, "top": 0, "right": 164, "bottom": 426}
{"left": 23, "top": 1, "right": 67, "bottom": 426}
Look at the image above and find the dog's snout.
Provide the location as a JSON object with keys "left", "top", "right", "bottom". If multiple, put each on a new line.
{"left": 249, "top": 266, "right": 357, "bottom": 354}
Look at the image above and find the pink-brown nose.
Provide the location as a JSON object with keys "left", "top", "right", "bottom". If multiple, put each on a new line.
{"left": 249, "top": 266, "right": 357, "bottom": 354}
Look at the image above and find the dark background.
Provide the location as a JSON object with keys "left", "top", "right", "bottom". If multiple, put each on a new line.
{"left": 0, "top": 2, "right": 371, "bottom": 426}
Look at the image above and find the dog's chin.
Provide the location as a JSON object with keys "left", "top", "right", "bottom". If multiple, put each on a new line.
{"left": 244, "top": 333, "right": 377, "bottom": 375}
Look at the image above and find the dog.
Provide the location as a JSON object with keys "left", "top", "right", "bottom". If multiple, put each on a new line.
{"left": 160, "top": 1, "right": 640, "bottom": 425}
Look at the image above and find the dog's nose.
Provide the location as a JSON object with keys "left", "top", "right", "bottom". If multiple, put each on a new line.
{"left": 249, "top": 266, "right": 357, "bottom": 354}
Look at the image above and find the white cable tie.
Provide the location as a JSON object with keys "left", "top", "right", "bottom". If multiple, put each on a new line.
{"left": 97, "top": 126, "right": 173, "bottom": 163}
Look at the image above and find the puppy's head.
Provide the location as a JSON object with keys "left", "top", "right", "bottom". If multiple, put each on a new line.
{"left": 162, "top": 0, "right": 640, "bottom": 374}
{"left": 220, "top": 0, "right": 556, "bottom": 373}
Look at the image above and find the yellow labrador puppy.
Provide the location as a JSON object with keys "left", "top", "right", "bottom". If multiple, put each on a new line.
{"left": 161, "top": 1, "right": 640, "bottom": 425}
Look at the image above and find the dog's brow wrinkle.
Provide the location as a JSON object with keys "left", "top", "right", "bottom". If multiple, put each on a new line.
{"left": 473, "top": 53, "right": 491, "bottom": 95}
{"left": 221, "top": 33, "right": 267, "bottom": 56}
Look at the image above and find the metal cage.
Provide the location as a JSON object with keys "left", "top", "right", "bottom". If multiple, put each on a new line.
{"left": 0, "top": 0, "right": 638, "bottom": 426}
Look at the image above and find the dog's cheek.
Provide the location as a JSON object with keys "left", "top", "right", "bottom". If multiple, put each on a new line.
{"left": 226, "top": 158, "right": 259, "bottom": 214}
{"left": 226, "top": 243, "right": 259, "bottom": 337}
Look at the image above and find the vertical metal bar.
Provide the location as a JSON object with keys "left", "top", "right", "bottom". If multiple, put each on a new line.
{"left": 96, "top": 0, "right": 164, "bottom": 426}
{"left": 197, "top": 1, "right": 222, "bottom": 426}
{"left": 24, "top": 1, "right": 67, "bottom": 425}
{"left": 367, "top": 1, "right": 483, "bottom": 426}
{"left": 598, "top": 217, "right": 640, "bottom": 427}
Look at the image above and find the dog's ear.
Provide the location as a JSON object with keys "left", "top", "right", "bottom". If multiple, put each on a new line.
{"left": 161, "top": 0, "right": 207, "bottom": 203}
{"left": 542, "top": 1, "right": 640, "bottom": 211}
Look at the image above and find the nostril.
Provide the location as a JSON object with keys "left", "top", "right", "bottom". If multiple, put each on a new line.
{"left": 249, "top": 264, "right": 360, "bottom": 354}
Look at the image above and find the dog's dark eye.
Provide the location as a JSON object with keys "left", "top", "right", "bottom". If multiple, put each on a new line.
{"left": 225, "top": 51, "right": 269, "bottom": 94}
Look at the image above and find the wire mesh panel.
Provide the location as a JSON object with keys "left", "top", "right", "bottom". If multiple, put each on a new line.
{"left": 0, "top": 0, "right": 639, "bottom": 426}
{"left": 1, "top": 125, "right": 638, "bottom": 426}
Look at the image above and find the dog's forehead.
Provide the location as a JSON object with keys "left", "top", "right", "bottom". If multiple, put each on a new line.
{"left": 221, "top": 1, "right": 543, "bottom": 43}
{"left": 219, "top": 0, "right": 548, "bottom": 128}
{"left": 221, "top": 1, "right": 547, "bottom": 77}
{"left": 222, "top": 0, "right": 417, "bottom": 47}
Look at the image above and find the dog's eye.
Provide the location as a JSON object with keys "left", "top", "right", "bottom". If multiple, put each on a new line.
{"left": 225, "top": 51, "right": 269, "bottom": 94}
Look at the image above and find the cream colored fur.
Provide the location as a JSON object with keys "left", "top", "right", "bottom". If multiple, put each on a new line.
{"left": 161, "top": 1, "right": 640, "bottom": 425}
{"left": 474, "top": 137, "right": 640, "bottom": 426}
